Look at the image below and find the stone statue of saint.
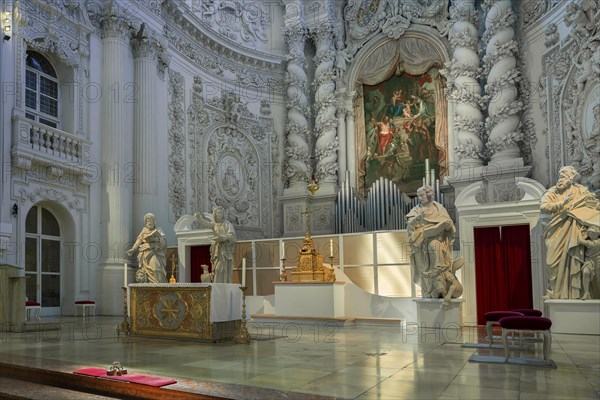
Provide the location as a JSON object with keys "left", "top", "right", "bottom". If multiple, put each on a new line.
{"left": 126, "top": 213, "right": 167, "bottom": 283}
{"left": 406, "top": 185, "right": 457, "bottom": 299}
{"left": 194, "top": 207, "right": 237, "bottom": 283}
{"left": 579, "top": 225, "right": 600, "bottom": 300}
{"left": 540, "top": 166, "right": 600, "bottom": 299}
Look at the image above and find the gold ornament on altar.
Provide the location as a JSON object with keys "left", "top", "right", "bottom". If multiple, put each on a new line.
{"left": 169, "top": 253, "right": 177, "bottom": 284}
{"left": 307, "top": 175, "right": 320, "bottom": 195}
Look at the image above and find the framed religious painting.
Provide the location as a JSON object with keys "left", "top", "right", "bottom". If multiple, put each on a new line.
{"left": 361, "top": 66, "right": 445, "bottom": 194}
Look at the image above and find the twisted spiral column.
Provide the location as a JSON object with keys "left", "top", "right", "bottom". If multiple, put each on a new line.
{"left": 312, "top": 25, "right": 338, "bottom": 185}
{"left": 483, "top": 0, "right": 523, "bottom": 162}
{"left": 445, "top": 0, "right": 484, "bottom": 168}
{"left": 283, "top": 28, "right": 310, "bottom": 189}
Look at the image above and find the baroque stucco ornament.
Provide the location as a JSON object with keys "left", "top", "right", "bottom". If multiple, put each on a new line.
{"left": 542, "top": 0, "right": 600, "bottom": 188}
{"left": 343, "top": 0, "right": 450, "bottom": 60}
{"left": 187, "top": 78, "right": 279, "bottom": 239}
{"left": 196, "top": 0, "right": 269, "bottom": 43}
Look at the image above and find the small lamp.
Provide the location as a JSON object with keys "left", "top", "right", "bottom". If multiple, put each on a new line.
{"left": 11, "top": 203, "right": 18, "bottom": 217}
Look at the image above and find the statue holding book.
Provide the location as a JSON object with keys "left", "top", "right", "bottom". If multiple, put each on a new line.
{"left": 406, "top": 185, "right": 461, "bottom": 302}
{"left": 126, "top": 213, "right": 168, "bottom": 283}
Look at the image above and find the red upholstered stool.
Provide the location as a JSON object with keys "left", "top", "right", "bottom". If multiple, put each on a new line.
{"left": 25, "top": 301, "right": 41, "bottom": 320}
{"left": 75, "top": 300, "right": 96, "bottom": 317}
{"left": 484, "top": 311, "right": 524, "bottom": 345}
{"left": 499, "top": 316, "right": 552, "bottom": 362}
{"left": 510, "top": 309, "right": 542, "bottom": 317}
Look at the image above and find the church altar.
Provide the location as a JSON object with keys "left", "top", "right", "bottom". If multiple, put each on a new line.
{"left": 128, "top": 283, "right": 242, "bottom": 341}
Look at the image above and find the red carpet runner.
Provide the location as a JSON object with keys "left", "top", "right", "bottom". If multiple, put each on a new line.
{"left": 74, "top": 368, "right": 177, "bottom": 387}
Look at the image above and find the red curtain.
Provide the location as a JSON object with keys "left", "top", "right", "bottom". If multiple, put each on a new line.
{"left": 501, "top": 225, "right": 533, "bottom": 311}
{"left": 474, "top": 227, "right": 505, "bottom": 325}
{"left": 474, "top": 225, "right": 533, "bottom": 325}
{"left": 190, "top": 245, "right": 211, "bottom": 283}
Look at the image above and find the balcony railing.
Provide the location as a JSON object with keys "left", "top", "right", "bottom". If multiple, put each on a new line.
{"left": 11, "top": 116, "right": 92, "bottom": 182}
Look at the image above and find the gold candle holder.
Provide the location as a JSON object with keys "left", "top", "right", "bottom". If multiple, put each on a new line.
{"left": 280, "top": 257, "right": 287, "bottom": 282}
{"left": 234, "top": 286, "right": 251, "bottom": 344}
{"left": 328, "top": 256, "right": 336, "bottom": 282}
{"left": 116, "top": 286, "right": 131, "bottom": 336}
{"left": 169, "top": 253, "right": 177, "bottom": 284}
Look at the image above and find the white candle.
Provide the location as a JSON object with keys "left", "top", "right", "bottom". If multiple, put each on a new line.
{"left": 241, "top": 257, "right": 246, "bottom": 287}
{"left": 329, "top": 239, "right": 334, "bottom": 257}
{"left": 124, "top": 263, "right": 128, "bottom": 287}
{"left": 281, "top": 241, "right": 285, "bottom": 259}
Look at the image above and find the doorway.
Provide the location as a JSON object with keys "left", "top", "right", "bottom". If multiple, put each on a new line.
{"left": 474, "top": 224, "right": 533, "bottom": 325}
{"left": 24, "top": 205, "right": 62, "bottom": 316}
{"left": 190, "top": 245, "right": 211, "bottom": 282}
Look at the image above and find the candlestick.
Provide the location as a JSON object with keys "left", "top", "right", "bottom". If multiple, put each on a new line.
{"left": 280, "top": 258, "right": 287, "bottom": 282}
{"left": 234, "top": 286, "right": 251, "bottom": 344}
{"left": 123, "top": 263, "right": 127, "bottom": 287}
{"left": 116, "top": 287, "right": 131, "bottom": 336}
{"left": 329, "top": 239, "right": 334, "bottom": 258}
{"left": 241, "top": 257, "right": 246, "bottom": 287}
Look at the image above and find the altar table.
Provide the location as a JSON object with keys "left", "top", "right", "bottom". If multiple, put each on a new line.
{"left": 128, "top": 283, "right": 242, "bottom": 341}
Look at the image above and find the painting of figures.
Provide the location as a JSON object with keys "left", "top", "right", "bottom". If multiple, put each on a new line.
{"left": 363, "top": 67, "right": 441, "bottom": 194}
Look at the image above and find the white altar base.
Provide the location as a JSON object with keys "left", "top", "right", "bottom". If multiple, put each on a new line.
{"left": 544, "top": 299, "right": 600, "bottom": 335}
{"left": 274, "top": 281, "right": 346, "bottom": 319}
{"left": 413, "top": 298, "right": 463, "bottom": 329}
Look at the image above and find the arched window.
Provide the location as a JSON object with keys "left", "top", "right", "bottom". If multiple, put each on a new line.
{"left": 25, "top": 50, "right": 59, "bottom": 128}
{"left": 25, "top": 205, "right": 62, "bottom": 311}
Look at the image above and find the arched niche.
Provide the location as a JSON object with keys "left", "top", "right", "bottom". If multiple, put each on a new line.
{"left": 344, "top": 26, "right": 451, "bottom": 195}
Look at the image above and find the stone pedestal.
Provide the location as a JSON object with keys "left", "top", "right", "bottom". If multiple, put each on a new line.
{"left": 274, "top": 281, "right": 345, "bottom": 318}
{"left": 413, "top": 298, "right": 463, "bottom": 329}
{"left": 544, "top": 299, "right": 600, "bottom": 335}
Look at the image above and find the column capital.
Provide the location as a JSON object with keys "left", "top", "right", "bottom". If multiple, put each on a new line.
{"left": 100, "top": 15, "right": 131, "bottom": 42}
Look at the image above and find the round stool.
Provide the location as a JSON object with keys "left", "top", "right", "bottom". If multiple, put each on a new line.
{"left": 25, "top": 301, "right": 41, "bottom": 320}
{"left": 75, "top": 300, "right": 96, "bottom": 317}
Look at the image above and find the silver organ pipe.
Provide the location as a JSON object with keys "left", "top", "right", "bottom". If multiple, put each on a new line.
{"left": 335, "top": 175, "right": 442, "bottom": 234}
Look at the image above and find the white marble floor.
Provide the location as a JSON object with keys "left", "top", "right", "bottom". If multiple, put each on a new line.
{"left": 0, "top": 317, "right": 598, "bottom": 399}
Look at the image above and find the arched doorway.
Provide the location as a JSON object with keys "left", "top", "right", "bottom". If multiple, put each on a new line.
{"left": 25, "top": 205, "right": 62, "bottom": 316}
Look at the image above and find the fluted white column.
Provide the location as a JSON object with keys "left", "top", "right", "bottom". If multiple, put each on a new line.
{"left": 445, "top": 0, "right": 485, "bottom": 168}
{"left": 336, "top": 105, "right": 347, "bottom": 185}
{"left": 101, "top": 16, "right": 132, "bottom": 263}
{"left": 312, "top": 25, "right": 338, "bottom": 186}
{"left": 283, "top": 28, "right": 310, "bottom": 190}
{"left": 131, "top": 37, "right": 159, "bottom": 230}
{"left": 483, "top": 0, "right": 523, "bottom": 162}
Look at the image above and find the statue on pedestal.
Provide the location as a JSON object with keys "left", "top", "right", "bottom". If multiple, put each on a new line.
{"left": 406, "top": 185, "right": 461, "bottom": 303}
{"left": 540, "top": 166, "right": 600, "bottom": 299}
{"left": 126, "top": 213, "right": 167, "bottom": 283}
{"left": 194, "top": 207, "right": 237, "bottom": 283}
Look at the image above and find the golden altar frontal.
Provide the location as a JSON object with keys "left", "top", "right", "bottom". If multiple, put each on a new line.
{"left": 128, "top": 283, "right": 241, "bottom": 341}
